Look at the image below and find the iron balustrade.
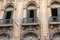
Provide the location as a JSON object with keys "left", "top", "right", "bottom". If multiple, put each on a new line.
{"left": 50, "top": 16, "right": 60, "bottom": 22}
{"left": 6, "top": 0, "right": 14, "bottom": 3}
{"left": 0, "top": 19, "right": 13, "bottom": 24}
{"left": 22, "top": 18, "right": 38, "bottom": 23}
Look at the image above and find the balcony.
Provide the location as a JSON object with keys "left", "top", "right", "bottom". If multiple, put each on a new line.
{"left": 6, "top": 0, "right": 14, "bottom": 3}
{"left": 22, "top": 18, "right": 39, "bottom": 25}
{"left": 49, "top": 16, "right": 60, "bottom": 24}
{"left": 0, "top": 19, "right": 13, "bottom": 26}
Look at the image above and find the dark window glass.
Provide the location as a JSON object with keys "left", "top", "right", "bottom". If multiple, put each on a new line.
{"left": 51, "top": 8, "right": 58, "bottom": 16}
{"left": 30, "top": 10, "right": 34, "bottom": 18}
{"left": 5, "top": 11, "right": 12, "bottom": 19}
{"left": 5, "top": 11, "right": 12, "bottom": 24}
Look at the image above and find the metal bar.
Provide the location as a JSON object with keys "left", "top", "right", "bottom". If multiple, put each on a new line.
{"left": 0, "top": 19, "right": 13, "bottom": 24}
{"left": 50, "top": 16, "right": 60, "bottom": 22}
{"left": 23, "top": 17, "right": 37, "bottom": 23}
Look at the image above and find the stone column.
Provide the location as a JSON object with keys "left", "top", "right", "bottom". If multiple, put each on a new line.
{"left": 13, "top": 1, "right": 23, "bottom": 40}
{"left": 37, "top": 7, "right": 40, "bottom": 18}
{"left": 40, "top": 0, "right": 49, "bottom": 40}
{"left": 0, "top": 3, "right": 3, "bottom": 19}
{"left": 23, "top": 9, "right": 26, "bottom": 18}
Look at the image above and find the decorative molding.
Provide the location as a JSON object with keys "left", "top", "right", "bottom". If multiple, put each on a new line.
{"left": 24, "top": 1, "right": 38, "bottom": 9}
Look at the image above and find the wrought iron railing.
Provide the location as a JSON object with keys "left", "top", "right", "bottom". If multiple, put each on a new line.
{"left": 49, "top": 16, "right": 60, "bottom": 22}
{"left": 22, "top": 18, "right": 38, "bottom": 23}
{"left": 6, "top": 0, "right": 14, "bottom": 3}
{"left": 0, "top": 19, "right": 13, "bottom": 24}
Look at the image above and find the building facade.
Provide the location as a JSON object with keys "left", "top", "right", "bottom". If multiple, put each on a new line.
{"left": 0, "top": 0, "right": 60, "bottom": 40}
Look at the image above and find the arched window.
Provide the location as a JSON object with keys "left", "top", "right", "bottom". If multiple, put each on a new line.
{"left": 0, "top": 34, "right": 10, "bottom": 40}
{"left": 3, "top": 5, "right": 14, "bottom": 24}
{"left": 51, "top": 1, "right": 60, "bottom": 16}
{"left": 23, "top": 33, "right": 38, "bottom": 40}
{"left": 50, "top": 1, "right": 60, "bottom": 22}
{"left": 4, "top": 5, "right": 14, "bottom": 19}
{"left": 26, "top": 1, "right": 37, "bottom": 23}
{"left": 52, "top": 32, "right": 60, "bottom": 40}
